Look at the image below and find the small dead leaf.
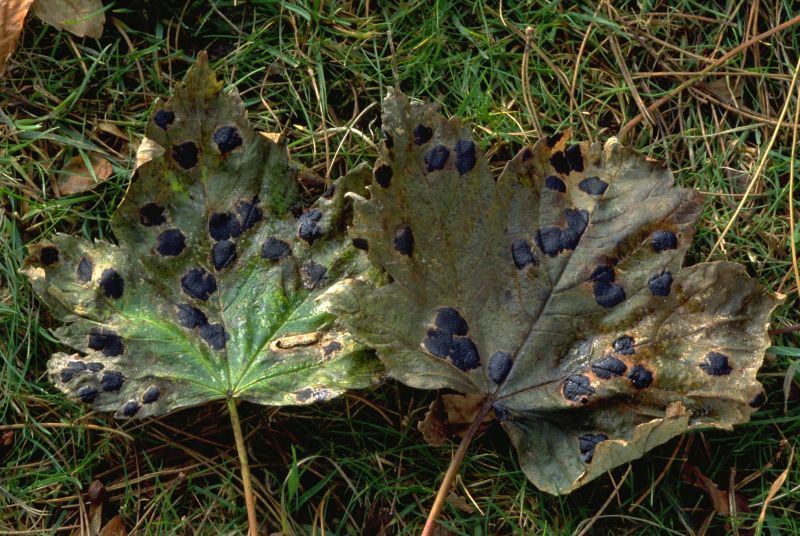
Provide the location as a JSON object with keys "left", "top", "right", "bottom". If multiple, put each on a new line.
{"left": 419, "top": 394, "right": 495, "bottom": 447}
{"left": 258, "top": 131, "right": 282, "bottom": 143}
{"left": 681, "top": 462, "right": 751, "bottom": 536}
{"left": 98, "top": 515, "right": 127, "bottom": 536}
{"left": 445, "top": 492, "right": 475, "bottom": 513}
{"left": 133, "top": 136, "right": 164, "bottom": 170}
{"left": 1, "top": 430, "right": 13, "bottom": 446}
{"left": 0, "top": 0, "right": 34, "bottom": 76}
{"left": 705, "top": 77, "right": 743, "bottom": 106}
{"left": 419, "top": 398, "right": 449, "bottom": 447}
{"left": 32, "top": 0, "right": 105, "bottom": 38}
{"left": 57, "top": 153, "right": 113, "bottom": 196}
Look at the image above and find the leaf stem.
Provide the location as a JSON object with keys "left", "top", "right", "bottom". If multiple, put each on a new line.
{"left": 421, "top": 397, "right": 495, "bottom": 536}
{"left": 228, "top": 397, "right": 258, "bottom": 536}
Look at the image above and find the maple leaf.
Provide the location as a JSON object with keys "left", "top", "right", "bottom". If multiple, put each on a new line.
{"left": 22, "top": 53, "right": 382, "bottom": 419}
{"left": 336, "top": 90, "right": 782, "bottom": 496}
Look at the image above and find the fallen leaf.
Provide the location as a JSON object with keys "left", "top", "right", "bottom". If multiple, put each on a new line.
{"left": 98, "top": 515, "right": 127, "bottom": 536}
{"left": 133, "top": 136, "right": 164, "bottom": 170}
{"left": 445, "top": 492, "right": 475, "bottom": 513}
{"left": 418, "top": 397, "right": 449, "bottom": 447}
{"left": 57, "top": 153, "right": 113, "bottom": 196}
{"left": 32, "top": 0, "right": 105, "bottom": 38}
{"left": 0, "top": 0, "right": 34, "bottom": 76}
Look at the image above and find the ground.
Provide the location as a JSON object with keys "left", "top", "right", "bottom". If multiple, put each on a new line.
{"left": 1, "top": 1, "right": 799, "bottom": 534}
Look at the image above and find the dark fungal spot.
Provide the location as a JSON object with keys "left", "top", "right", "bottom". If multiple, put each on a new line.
{"left": 382, "top": 129, "right": 394, "bottom": 149}
{"left": 413, "top": 124, "right": 433, "bottom": 145}
{"left": 87, "top": 362, "right": 104, "bottom": 372}
{"left": 154, "top": 110, "right": 175, "bottom": 130}
{"left": 142, "top": 386, "right": 160, "bottom": 404}
{"left": 564, "top": 144, "right": 584, "bottom": 172}
{"left": 488, "top": 351, "right": 513, "bottom": 384}
{"left": 648, "top": 271, "right": 673, "bottom": 297}
{"left": 172, "top": 141, "right": 199, "bottom": 169}
{"left": 199, "top": 323, "right": 227, "bottom": 350}
{"left": 591, "top": 355, "right": 627, "bottom": 379}
{"left": 536, "top": 226, "right": 563, "bottom": 257}
{"left": 181, "top": 268, "right": 217, "bottom": 301}
{"left": 544, "top": 175, "right": 566, "bottom": 192}
{"left": 565, "top": 208, "right": 589, "bottom": 234}
{"left": 612, "top": 335, "right": 635, "bottom": 355}
{"left": 351, "top": 238, "right": 369, "bottom": 251}
{"left": 77, "top": 385, "right": 98, "bottom": 403}
{"left": 563, "top": 374, "right": 595, "bottom": 402}
{"left": 212, "top": 240, "right": 236, "bottom": 271}
{"left": 77, "top": 256, "right": 93, "bottom": 282}
{"left": 521, "top": 148, "right": 533, "bottom": 161}
{"left": 550, "top": 151, "right": 571, "bottom": 174}
{"left": 651, "top": 230, "right": 678, "bottom": 252}
{"left": 297, "top": 208, "right": 323, "bottom": 244}
{"left": 492, "top": 402, "right": 511, "bottom": 422}
{"left": 261, "top": 237, "right": 291, "bottom": 260}
{"left": 511, "top": 239, "right": 537, "bottom": 269}
{"left": 121, "top": 400, "right": 140, "bottom": 417}
{"left": 40, "top": 246, "right": 59, "bottom": 266}
{"left": 627, "top": 364, "right": 653, "bottom": 389}
{"left": 449, "top": 337, "right": 481, "bottom": 371}
{"left": 590, "top": 265, "right": 615, "bottom": 284}
{"left": 60, "top": 361, "right": 87, "bottom": 382}
{"left": 579, "top": 432, "right": 608, "bottom": 463}
{"left": 699, "top": 351, "right": 733, "bottom": 376}
{"left": 212, "top": 126, "right": 243, "bottom": 153}
{"left": 101, "top": 371, "right": 124, "bottom": 392}
{"left": 323, "top": 341, "right": 342, "bottom": 356}
{"left": 578, "top": 177, "right": 608, "bottom": 196}
{"left": 394, "top": 225, "right": 414, "bottom": 257}
{"left": 423, "top": 328, "right": 451, "bottom": 358}
{"left": 546, "top": 131, "right": 564, "bottom": 148}
{"left": 99, "top": 269, "right": 124, "bottom": 299}
{"left": 425, "top": 145, "right": 449, "bottom": 172}
{"left": 593, "top": 282, "right": 625, "bottom": 308}
{"left": 749, "top": 392, "right": 766, "bottom": 408}
{"left": 209, "top": 212, "right": 242, "bottom": 241}
{"left": 156, "top": 228, "right": 186, "bottom": 256}
{"left": 434, "top": 307, "right": 468, "bottom": 336}
{"left": 454, "top": 139, "right": 477, "bottom": 174}
{"left": 176, "top": 303, "right": 208, "bottom": 329}
{"left": 88, "top": 328, "right": 124, "bottom": 357}
{"left": 322, "top": 184, "right": 336, "bottom": 198}
{"left": 374, "top": 164, "right": 393, "bottom": 188}
{"left": 139, "top": 203, "right": 166, "bottom": 226}
{"left": 301, "top": 260, "right": 327, "bottom": 290}
{"left": 236, "top": 199, "right": 263, "bottom": 230}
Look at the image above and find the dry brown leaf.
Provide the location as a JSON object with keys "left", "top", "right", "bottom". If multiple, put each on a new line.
{"left": 418, "top": 398, "right": 449, "bottom": 447}
{"left": 258, "top": 131, "right": 282, "bottom": 143}
{"left": 445, "top": 492, "right": 475, "bottom": 513}
{"left": 0, "top": 0, "right": 34, "bottom": 76}
{"left": 33, "top": 0, "right": 105, "bottom": 38}
{"left": 98, "top": 515, "right": 127, "bottom": 536}
{"left": 133, "top": 136, "right": 164, "bottom": 170}
{"left": 419, "top": 394, "right": 496, "bottom": 447}
{"left": 57, "top": 153, "right": 113, "bottom": 196}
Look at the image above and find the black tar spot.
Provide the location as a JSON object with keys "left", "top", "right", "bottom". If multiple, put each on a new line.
{"left": 154, "top": 110, "right": 175, "bottom": 130}
{"left": 434, "top": 307, "right": 468, "bottom": 336}
{"left": 579, "top": 432, "right": 608, "bottom": 463}
{"left": 60, "top": 361, "right": 87, "bottom": 382}
{"left": 521, "top": 148, "right": 533, "bottom": 161}
{"left": 121, "top": 400, "right": 140, "bottom": 417}
{"left": 140, "top": 203, "right": 166, "bottom": 226}
{"left": 613, "top": 335, "right": 635, "bottom": 355}
{"left": 749, "top": 392, "right": 766, "bottom": 408}
{"left": 449, "top": 337, "right": 481, "bottom": 371}
{"left": 236, "top": 199, "right": 263, "bottom": 230}
{"left": 301, "top": 260, "right": 327, "bottom": 290}
{"left": 700, "top": 351, "right": 732, "bottom": 376}
{"left": 488, "top": 351, "right": 513, "bottom": 384}
{"left": 209, "top": 212, "right": 242, "bottom": 241}
{"left": 374, "top": 164, "right": 393, "bottom": 188}
{"left": 323, "top": 341, "right": 342, "bottom": 356}
{"left": 212, "top": 240, "right": 236, "bottom": 271}
{"left": 322, "top": 184, "right": 336, "bottom": 198}
{"left": 648, "top": 271, "right": 673, "bottom": 296}
{"left": 492, "top": 402, "right": 511, "bottom": 422}
{"left": 78, "top": 385, "right": 98, "bottom": 403}
{"left": 101, "top": 371, "right": 124, "bottom": 392}
{"left": 213, "top": 126, "right": 243, "bottom": 153}
{"left": 536, "top": 226, "right": 563, "bottom": 257}
{"left": 627, "top": 364, "right": 653, "bottom": 388}
{"left": 77, "top": 256, "right": 93, "bottom": 282}
{"left": 142, "top": 386, "right": 160, "bottom": 404}
{"left": 590, "top": 265, "right": 615, "bottom": 284}
{"left": 89, "top": 328, "right": 124, "bottom": 357}
{"left": 99, "top": 269, "right": 124, "bottom": 299}
{"left": 594, "top": 282, "right": 625, "bottom": 308}
{"left": 156, "top": 228, "right": 186, "bottom": 256}
{"left": 591, "top": 355, "right": 627, "bottom": 379}
{"left": 511, "top": 239, "right": 537, "bottom": 269}
{"left": 550, "top": 151, "right": 571, "bottom": 174}
{"left": 564, "top": 374, "right": 595, "bottom": 402}
{"left": 413, "top": 124, "right": 433, "bottom": 145}
{"left": 199, "top": 322, "right": 227, "bottom": 350}
{"left": 41, "top": 246, "right": 59, "bottom": 266}
{"left": 296, "top": 388, "right": 314, "bottom": 402}
{"left": 652, "top": 230, "right": 678, "bottom": 251}
{"left": 298, "top": 209, "right": 323, "bottom": 244}
{"left": 261, "top": 237, "right": 291, "bottom": 260}
{"left": 181, "top": 268, "right": 217, "bottom": 301}
{"left": 423, "top": 328, "right": 452, "bottom": 358}
{"left": 425, "top": 145, "right": 449, "bottom": 172}
{"left": 176, "top": 303, "right": 208, "bottom": 329}
{"left": 546, "top": 131, "right": 564, "bottom": 148}
{"left": 86, "top": 362, "right": 104, "bottom": 372}
{"left": 394, "top": 225, "right": 414, "bottom": 256}
{"left": 578, "top": 177, "right": 608, "bottom": 195}
{"left": 565, "top": 144, "right": 584, "bottom": 172}
{"left": 351, "top": 238, "right": 369, "bottom": 251}
{"left": 562, "top": 208, "right": 589, "bottom": 250}
{"left": 382, "top": 129, "right": 394, "bottom": 149}
{"left": 454, "top": 140, "right": 477, "bottom": 174}
{"left": 544, "top": 175, "right": 566, "bottom": 192}
{"left": 172, "top": 141, "right": 199, "bottom": 169}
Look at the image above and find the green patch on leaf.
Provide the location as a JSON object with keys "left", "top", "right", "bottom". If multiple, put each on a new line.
{"left": 336, "top": 90, "right": 783, "bottom": 495}
{"left": 23, "top": 53, "right": 382, "bottom": 418}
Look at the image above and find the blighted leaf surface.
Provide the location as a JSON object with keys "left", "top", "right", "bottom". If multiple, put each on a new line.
{"left": 23, "top": 53, "right": 381, "bottom": 418}
{"left": 337, "top": 90, "right": 782, "bottom": 494}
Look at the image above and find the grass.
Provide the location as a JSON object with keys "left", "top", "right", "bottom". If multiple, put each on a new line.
{"left": 1, "top": 0, "right": 799, "bottom": 533}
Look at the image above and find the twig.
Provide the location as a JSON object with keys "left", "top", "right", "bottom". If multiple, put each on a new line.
{"left": 228, "top": 398, "right": 258, "bottom": 536}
